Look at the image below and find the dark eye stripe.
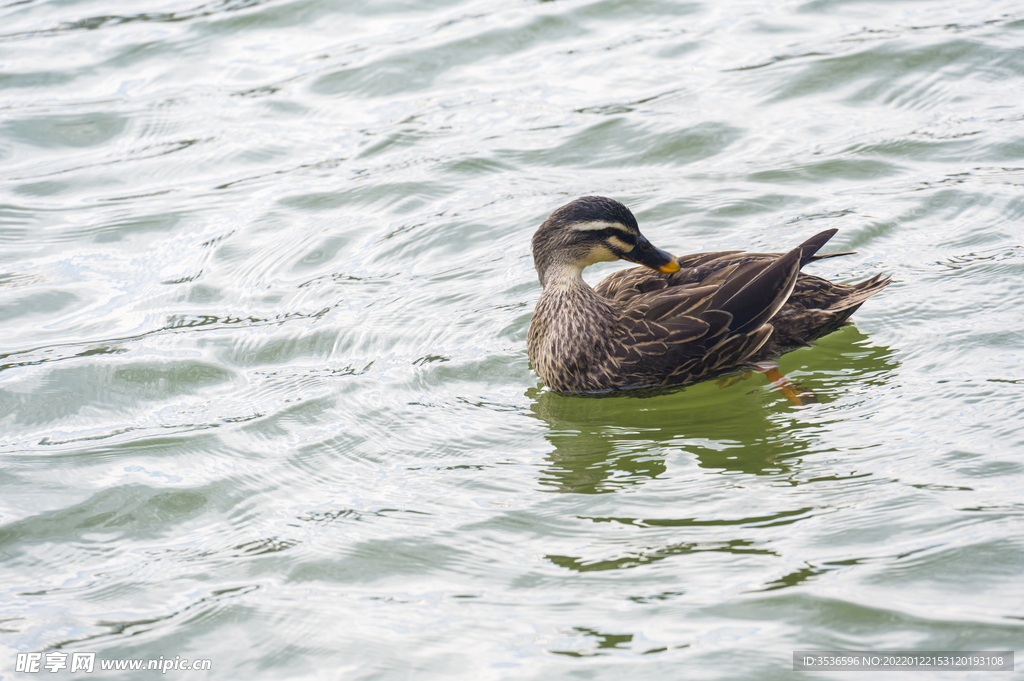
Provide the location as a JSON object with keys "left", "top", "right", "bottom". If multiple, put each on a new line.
{"left": 601, "top": 227, "right": 635, "bottom": 244}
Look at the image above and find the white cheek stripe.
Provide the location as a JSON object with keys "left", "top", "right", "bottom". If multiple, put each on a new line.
{"left": 606, "top": 235, "right": 632, "bottom": 251}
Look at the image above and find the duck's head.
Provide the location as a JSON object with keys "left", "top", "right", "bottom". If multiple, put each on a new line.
{"left": 532, "top": 196, "right": 680, "bottom": 287}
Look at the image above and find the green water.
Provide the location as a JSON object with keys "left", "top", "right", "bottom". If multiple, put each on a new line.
{"left": 2, "top": 0, "right": 1023, "bottom": 679}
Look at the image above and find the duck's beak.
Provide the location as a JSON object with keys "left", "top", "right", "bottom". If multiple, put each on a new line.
{"left": 623, "top": 235, "right": 680, "bottom": 274}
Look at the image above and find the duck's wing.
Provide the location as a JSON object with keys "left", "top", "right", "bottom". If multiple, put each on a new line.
{"left": 609, "top": 230, "right": 841, "bottom": 385}
{"left": 610, "top": 284, "right": 733, "bottom": 382}
{"left": 610, "top": 285, "right": 776, "bottom": 386}
{"left": 598, "top": 230, "right": 847, "bottom": 305}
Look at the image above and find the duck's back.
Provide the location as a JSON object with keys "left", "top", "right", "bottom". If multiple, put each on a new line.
{"left": 595, "top": 250, "right": 784, "bottom": 302}
{"left": 595, "top": 249, "right": 890, "bottom": 362}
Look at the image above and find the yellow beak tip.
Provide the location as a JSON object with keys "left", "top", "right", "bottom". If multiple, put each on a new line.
{"left": 659, "top": 259, "right": 681, "bottom": 274}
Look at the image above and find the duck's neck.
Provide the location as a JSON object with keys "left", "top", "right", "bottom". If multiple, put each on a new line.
{"left": 537, "top": 263, "right": 606, "bottom": 305}
{"left": 528, "top": 266, "right": 618, "bottom": 392}
{"left": 537, "top": 261, "right": 585, "bottom": 289}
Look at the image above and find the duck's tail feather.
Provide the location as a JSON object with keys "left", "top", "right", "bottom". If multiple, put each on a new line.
{"left": 810, "top": 250, "right": 856, "bottom": 261}
{"left": 827, "top": 273, "right": 892, "bottom": 312}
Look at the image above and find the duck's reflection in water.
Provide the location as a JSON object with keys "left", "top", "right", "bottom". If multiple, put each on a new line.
{"left": 528, "top": 326, "right": 898, "bottom": 495}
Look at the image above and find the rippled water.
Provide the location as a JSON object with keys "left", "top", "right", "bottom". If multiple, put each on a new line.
{"left": 2, "top": 0, "right": 1023, "bottom": 678}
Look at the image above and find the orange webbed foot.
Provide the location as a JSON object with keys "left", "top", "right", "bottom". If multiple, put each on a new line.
{"left": 758, "top": 366, "right": 817, "bottom": 406}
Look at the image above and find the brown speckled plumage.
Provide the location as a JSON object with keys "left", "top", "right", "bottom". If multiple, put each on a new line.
{"left": 527, "top": 196, "right": 890, "bottom": 393}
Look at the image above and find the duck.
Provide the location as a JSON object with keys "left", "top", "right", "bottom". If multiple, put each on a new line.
{"left": 527, "top": 196, "right": 890, "bottom": 393}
